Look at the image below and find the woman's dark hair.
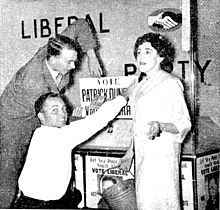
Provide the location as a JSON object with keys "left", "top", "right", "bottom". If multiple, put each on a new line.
{"left": 34, "top": 92, "right": 71, "bottom": 116}
{"left": 46, "top": 34, "right": 82, "bottom": 60}
{"left": 133, "top": 33, "right": 175, "bottom": 73}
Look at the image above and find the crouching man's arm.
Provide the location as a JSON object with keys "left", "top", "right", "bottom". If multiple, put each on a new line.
{"left": 63, "top": 95, "right": 126, "bottom": 147}
{"left": 63, "top": 79, "right": 136, "bottom": 147}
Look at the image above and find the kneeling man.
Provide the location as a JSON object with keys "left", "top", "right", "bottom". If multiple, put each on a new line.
{"left": 12, "top": 88, "right": 131, "bottom": 208}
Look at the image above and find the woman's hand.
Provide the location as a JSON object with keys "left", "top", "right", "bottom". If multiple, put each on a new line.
{"left": 146, "top": 121, "right": 161, "bottom": 140}
{"left": 116, "top": 142, "right": 134, "bottom": 172}
{"left": 146, "top": 121, "right": 179, "bottom": 139}
{"left": 116, "top": 157, "right": 132, "bottom": 172}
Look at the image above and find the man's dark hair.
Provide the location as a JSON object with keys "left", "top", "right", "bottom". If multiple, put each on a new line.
{"left": 35, "top": 92, "right": 61, "bottom": 115}
{"left": 46, "top": 34, "right": 82, "bottom": 60}
{"left": 34, "top": 92, "right": 72, "bottom": 117}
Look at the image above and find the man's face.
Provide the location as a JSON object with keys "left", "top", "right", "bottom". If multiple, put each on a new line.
{"left": 38, "top": 97, "right": 68, "bottom": 128}
{"left": 52, "top": 48, "right": 78, "bottom": 75}
{"left": 209, "top": 178, "right": 218, "bottom": 199}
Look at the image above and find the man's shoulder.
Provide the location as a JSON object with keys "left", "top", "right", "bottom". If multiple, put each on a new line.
{"left": 35, "top": 125, "right": 59, "bottom": 134}
{"left": 18, "top": 54, "right": 46, "bottom": 81}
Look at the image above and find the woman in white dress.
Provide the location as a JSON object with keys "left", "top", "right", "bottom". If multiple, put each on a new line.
{"left": 119, "top": 33, "right": 191, "bottom": 210}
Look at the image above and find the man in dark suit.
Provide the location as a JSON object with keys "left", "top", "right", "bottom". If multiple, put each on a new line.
{"left": 0, "top": 18, "right": 102, "bottom": 208}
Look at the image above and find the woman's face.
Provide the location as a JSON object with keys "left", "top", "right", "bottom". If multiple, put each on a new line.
{"left": 136, "top": 42, "right": 163, "bottom": 75}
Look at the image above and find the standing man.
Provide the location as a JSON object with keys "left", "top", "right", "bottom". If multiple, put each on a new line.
{"left": 0, "top": 18, "right": 102, "bottom": 208}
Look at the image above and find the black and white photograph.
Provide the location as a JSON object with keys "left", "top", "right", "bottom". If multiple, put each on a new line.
{"left": 0, "top": 0, "right": 219, "bottom": 209}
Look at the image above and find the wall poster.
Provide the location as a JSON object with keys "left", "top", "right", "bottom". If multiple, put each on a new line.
{"left": 196, "top": 152, "right": 219, "bottom": 210}
{"left": 74, "top": 153, "right": 134, "bottom": 209}
{"left": 79, "top": 76, "right": 137, "bottom": 119}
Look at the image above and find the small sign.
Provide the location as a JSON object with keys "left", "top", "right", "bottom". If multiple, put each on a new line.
{"left": 196, "top": 152, "right": 219, "bottom": 210}
{"left": 79, "top": 76, "right": 137, "bottom": 119}
{"left": 181, "top": 160, "right": 194, "bottom": 210}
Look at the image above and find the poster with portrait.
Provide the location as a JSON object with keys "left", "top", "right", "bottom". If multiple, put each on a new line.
{"left": 196, "top": 152, "right": 219, "bottom": 210}
{"left": 74, "top": 153, "right": 134, "bottom": 209}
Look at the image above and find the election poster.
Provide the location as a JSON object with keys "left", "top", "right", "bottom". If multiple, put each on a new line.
{"left": 196, "top": 152, "right": 219, "bottom": 210}
{"left": 79, "top": 76, "right": 137, "bottom": 119}
{"left": 74, "top": 153, "right": 134, "bottom": 209}
{"left": 85, "top": 155, "right": 134, "bottom": 208}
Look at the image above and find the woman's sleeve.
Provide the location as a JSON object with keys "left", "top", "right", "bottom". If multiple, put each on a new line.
{"left": 168, "top": 79, "right": 192, "bottom": 142}
{"left": 61, "top": 18, "right": 97, "bottom": 52}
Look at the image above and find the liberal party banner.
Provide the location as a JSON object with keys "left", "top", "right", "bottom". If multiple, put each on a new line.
{"left": 1, "top": 0, "right": 193, "bottom": 110}
{"left": 1, "top": 0, "right": 195, "bottom": 153}
{"left": 79, "top": 76, "right": 137, "bottom": 119}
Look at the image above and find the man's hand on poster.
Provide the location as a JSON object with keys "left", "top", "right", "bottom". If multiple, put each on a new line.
{"left": 72, "top": 106, "right": 86, "bottom": 118}
{"left": 72, "top": 95, "right": 106, "bottom": 118}
{"left": 90, "top": 95, "right": 107, "bottom": 109}
{"left": 148, "top": 12, "right": 178, "bottom": 30}
{"left": 120, "top": 79, "right": 137, "bottom": 101}
{"left": 87, "top": 49, "right": 103, "bottom": 77}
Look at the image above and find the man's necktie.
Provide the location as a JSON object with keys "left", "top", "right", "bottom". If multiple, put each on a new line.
{"left": 55, "top": 73, "right": 62, "bottom": 87}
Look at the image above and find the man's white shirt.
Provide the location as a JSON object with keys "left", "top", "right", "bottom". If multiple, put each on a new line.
{"left": 45, "top": 59, "right": 61, "bottom": 86}
{"left": 18, "top": 96, "right": 126, "bottom": 201}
